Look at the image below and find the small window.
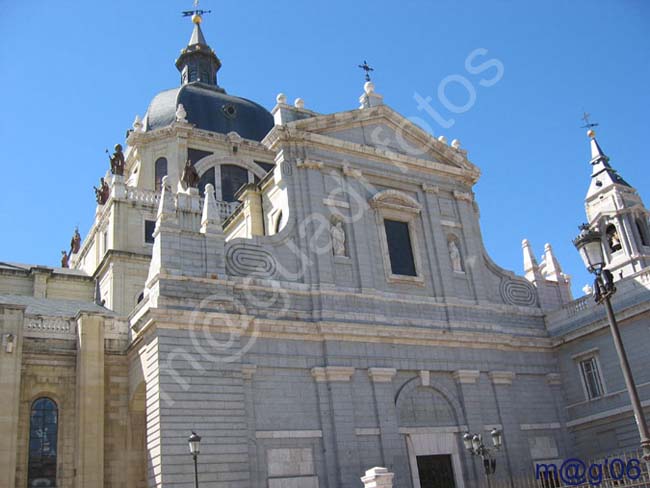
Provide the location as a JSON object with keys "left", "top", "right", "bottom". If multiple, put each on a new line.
{"left": 144, "top": 220, "right": 156, "bottom": 244}
{"left": 187, "top": 148, "right": 213, "bottom": 166}
{"left": 255, "top": 161, "right": 275, "bottom": 174}
{"left": 606, "top": 224, "right": 622, "bottom": 253}
{"left": 198, "top": 167, "right": 216, "bottom": 198}
{"left": 636, "top": 218, "right": 649, "bottom": 247}
{"left": 274, "top": 211, "right": 283, "bottom": 234}
{"left": 154, "top": 157, "right": 168, "bottom": 192}
{"left": 221, "top": 165, "right": 249, "bottom": 202}
{"left": 384, "top": 219, "right": 416, "bottom": 276}
{"left": 28, "top": 398, "right": 58, "bottom": 487}
{"left": 580, "top": 357, "right": 604, "bottom": 400}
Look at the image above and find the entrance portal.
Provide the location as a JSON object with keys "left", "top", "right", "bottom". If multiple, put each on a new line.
{"left": 416, "top": 455, "right": 456, "bottom": 488}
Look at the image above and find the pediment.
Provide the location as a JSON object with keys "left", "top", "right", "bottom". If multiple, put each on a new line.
{"left": 288, "top": 105, "right": 478, "bottom": 176}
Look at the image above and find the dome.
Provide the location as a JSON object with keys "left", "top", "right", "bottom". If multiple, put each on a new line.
{"left": 144, "top": 82, "right": 274, "bottom": 142}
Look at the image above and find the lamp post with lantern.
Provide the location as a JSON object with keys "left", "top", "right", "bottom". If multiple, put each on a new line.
{"left": 188, "top": 431, "right": 201, "bottom": 488}
{"left": 463, "top": 428, "right": 503, "bottom": 486}
{"left": 573, "top": 224, "right": 650, "bottom": 461}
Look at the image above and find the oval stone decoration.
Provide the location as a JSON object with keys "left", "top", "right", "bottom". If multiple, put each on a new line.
{"left": 226, "top": 244, "right": 277, "bottom": 278}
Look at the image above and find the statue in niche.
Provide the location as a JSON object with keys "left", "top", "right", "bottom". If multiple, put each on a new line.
{"left": 607, "top": 225, "right": 622, "bottom": 252}
{"left": 70, "top": 227, "right": 81, "bottom": 254}
{"left": 94, "top": 177, "right": 110, "bottom": 205}
{"left": 181, "top": 159, "right": 200, "bottom": 189}
{"left": 107, "top": 144, "right": 125, "bottom": 176}
{"left": 60, "top": 250, "right": 69, "bottom": 268}
{"left": 330, "top": 220, "right": 346, "bottom": 257}
{"left": 449, "top": 239, "right": 463, "bottom": 272}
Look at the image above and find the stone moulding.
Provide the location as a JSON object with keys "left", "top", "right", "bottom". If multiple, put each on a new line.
{"left": 225, "top": 244, "right": 277, "bottom": 278}
{"left": 24, "top": 316, "right": 76, "bottom": 338}
{"left": 489, "top": 371, "right": 516, "bottom": 385}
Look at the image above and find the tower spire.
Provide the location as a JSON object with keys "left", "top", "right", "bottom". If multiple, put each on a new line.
{"left": 175, "top": 5, "right": 222, "bottom": 87}
{"left": 585, "top": 128, "right": 630, "bottom": 199}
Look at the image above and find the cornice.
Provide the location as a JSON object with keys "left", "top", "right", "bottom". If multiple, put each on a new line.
{"left": 368, "top": 367, "right": 397, "bottom": 383}
{"left": 452, "top": 369, "right": 481, "bottom": 384}
{"left": 311, "top": 366, "right": 355, "bottom": 382}
{"left": 489, "top": 371, "right": 516, "bottom": 385}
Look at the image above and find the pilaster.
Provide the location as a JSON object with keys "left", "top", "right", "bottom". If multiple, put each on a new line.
{"left": 453, "top": 370, "right": 485, "bottom": 487}
{"left": 0, "top": 305, "right": 25, "bottom": 488}
{"left": 312, "top": 366, "right": 360, "bottom": 486}
{"left": 75, "top": 313, "right": 105, "bottom": 488}
{"left": 367, "top": 368, "right": 406, "bottom": 484}
{"left": 546, "top": 373, "right": 570, "bottom": 458}
{"left": 490, "top": 371, "right": 519, "bottom": 485}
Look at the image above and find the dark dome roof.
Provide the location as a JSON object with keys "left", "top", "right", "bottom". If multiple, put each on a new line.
{"left": 144, "top": 82, "right": 274, "bottom": 142}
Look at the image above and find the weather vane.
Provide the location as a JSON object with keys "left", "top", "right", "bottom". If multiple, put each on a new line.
{"left": 182, "top": 0, "right": 211, "bottom": 19}
{"left": 581, "top": 111, "right": 599, "bottom": 130}
{"left": 358, "top": 60, "right": 374, "bottom": 82}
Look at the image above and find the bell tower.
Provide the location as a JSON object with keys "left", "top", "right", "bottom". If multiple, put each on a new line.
{"left": 584, "top": 129, "right": 650, "bottom": 277}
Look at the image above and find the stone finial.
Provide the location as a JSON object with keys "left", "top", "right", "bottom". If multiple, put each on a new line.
{"left": 133, "top": 114, "right": 143, "bottom": 131}
{"left": 157, "top": 176, "right": 177, "bottom": 222}
{"left": 522, "top": 238, "right": 541, "bottom": 282}
{"left": 542, "top": 243, "right": 563, "bottom": 282}
{"left": 438, "top": 135, "right": 447, "bottom": 144}
{"left": 361, "top": 467, "right": 394, "bottom": 488}
{"left": 294, "top": 98, "right": 305, "bottom": 109}
{"left": 276, "top": 93, "right": 287, "bottom": 104}
{"left": 200, "top": 183, "right": 222, "bottom": 233}
{"left": 359, "top": 82, "right": 384, "bottom": 109}
{"left": 175, "top": 103, "right": 188, "bottom": 123}
{"left": 451, "top": 139, "right": 461, "bottom": 149}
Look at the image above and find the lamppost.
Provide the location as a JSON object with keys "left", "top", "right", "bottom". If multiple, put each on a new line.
{"left": 573, "top": 224, "right": 650, "bottom": 461}
{"left": 463, "top": 428, "right": 503, "bottom": 487}
{"left": 188, "top": 431, "right": 201, "bottom": 488}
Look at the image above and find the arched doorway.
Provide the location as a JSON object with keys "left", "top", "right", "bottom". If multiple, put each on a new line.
{"left": 396, "top": 379, "right": 466, "bottom": 488}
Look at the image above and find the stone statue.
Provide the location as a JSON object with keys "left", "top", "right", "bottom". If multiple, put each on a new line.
{"left": 107, "top": 144, "right": 125, "bottom": 176}
{"left": 181, "top": 159, "right": 200, "bottom": 189}
{"left": 330, "top": 221, "right": 346, "bottom": 257}
{"left": 61, "top": 250, "right": 69, "bottom": 268}
{"left": 70, "top": 227, "right": 81, "bottom": 254}
{"left": 176, "top": 104, "right": 188, "bottom": 123}
{"left": 449, "top": 240, "right": 463, "bottom": 272}
{"left": 94, "top": 177, "right": 110, "bottom": 205}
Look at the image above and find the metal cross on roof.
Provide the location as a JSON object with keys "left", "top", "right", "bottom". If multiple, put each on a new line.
{"left": 182, "top": 0, "right": 211, "bottom": 18}
{"left": 358, "top": 60, "right": 374, "bottom": 82}
{"left": 581, "top": 112, "right": 599, "bottom": 130}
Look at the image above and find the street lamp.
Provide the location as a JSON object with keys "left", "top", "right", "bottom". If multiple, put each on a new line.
{"left": 463, "top": 428, "right": 503, "bottom": 486}
{"left": 573, "top": 224, "right": 650, "bottom": 461}
{"left": 188, "top": 431, "right": 201, "bottom": 488}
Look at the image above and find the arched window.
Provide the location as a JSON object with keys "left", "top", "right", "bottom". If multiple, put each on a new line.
{"left": 198, "top": 167, "right": 215, "bottom": 198}
{"left": 606, "top": 224, "right": 622, "bottom": 252}
{"left": 28, "top": 398, "right": 58, "bottom": 487}
{"left": 274, "top": 210, "right": 283, "bottom": 234}
{"left": 221, "top": 165, "right": 249, "bottom": 202}
{"left": 154, "top": 157, "right": 168, "bottom": 192}
{"left": 636, "top": 218, "right": 649, "bottom": 247}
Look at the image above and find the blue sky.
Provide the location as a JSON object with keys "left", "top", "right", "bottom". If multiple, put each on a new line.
{"left": 1, "top": 0, "right": 648, "bottom": 295}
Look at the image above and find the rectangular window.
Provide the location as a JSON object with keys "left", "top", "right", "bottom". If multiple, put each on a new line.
{"left": 384, "top": 219, "right": 416, "bottom": 276}
{"left": 144, "top": 220, "right": 156, "bottom": 244}
{"left": 580, "top": 357, "right": 604, "bottom": 399}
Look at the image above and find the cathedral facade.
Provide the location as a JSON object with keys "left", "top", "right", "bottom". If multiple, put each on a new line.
{"left": 1, "top": 13, "right": 649, "bottom": 488}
